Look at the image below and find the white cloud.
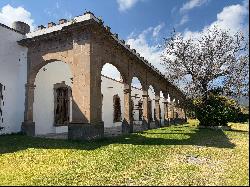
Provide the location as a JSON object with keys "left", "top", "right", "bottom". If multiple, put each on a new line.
{"left": 184, "top": 1, "right": 249, "bottom": 39}
{"left": 153, "top": 23, "right": 165, "bottom": 37}
{"left": 178, "top": 0, "right": 209, "bottom": 26}
{"left": 56, "top": 1, "right": 60, "bottom": 9}
{"left": 0, "top": 4, "right": 35, "bottom": 31}
{"left": 210, "top": 3, "right": 249, "bottom": 33}
{"left": 117, "top": 0, "right": 143, "bottom": 12}
{"left": 180, "top": 0, "right": 208, "bottom": 13}
{"left": 126, "top": 24, "right": 165, "bottom": 73}
{"left": 178, "top": 15, "right": 189, "bottom": 26}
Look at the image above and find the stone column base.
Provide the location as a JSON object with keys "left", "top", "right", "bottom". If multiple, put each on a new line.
{"left": 21, "top": 121, "right": 35, "bottom": 136}
{"left": 142, "top": 120, "right": 149, "bottom": 131}
{"left": 164, "top": 119, "right": 170, "bottom": 126}
{"left": 122, "top": 120, "right": 133, "bottom": 134}
{"left": 155, "top": 120, "right": 161, "bottom": 128}
{"left": 68, "top": 122, "right": 104, "bottom": 140}
{"left": 169, "top": 118, "right": 175, "bottom": 125}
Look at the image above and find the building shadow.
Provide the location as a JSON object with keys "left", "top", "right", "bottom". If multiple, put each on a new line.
{"left": 0, "top": 123, "right": 239, "bottom": 154}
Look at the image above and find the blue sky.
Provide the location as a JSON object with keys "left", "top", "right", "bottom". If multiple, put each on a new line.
{"left": 0, "top": 0, "right": 249, "bottom": 80}
{"left": 0, "top": 0, "right": 248, "bottom": 41}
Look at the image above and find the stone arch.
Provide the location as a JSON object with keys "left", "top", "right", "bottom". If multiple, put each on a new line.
{"left": 99, "top": 58, "right": 128, "bottom": 84}
{"left": 33, "top": 61, "right": 73, "bottom": 135}
{"left": 131, "top": 77, "right": 142, "bottom": 89}
{"left": 148, "top": 85, "right": 155, "bottom": 122}
{"left": 129, "top": 74, "right": 147, "bottom": 90}
{"left": 29, "top": 58, "right": 73, "bottom": 90}
{"left": 101, "top": 63, "right": 124, "bottom": 82}
{"left": 159, "top": 90, "right": 165, "bottom": 125}
{"left": 130, "top": 77, "right": 144, "bottom": 122}
{"left": 101, "top": 63, "right": 125, "bottom": 128}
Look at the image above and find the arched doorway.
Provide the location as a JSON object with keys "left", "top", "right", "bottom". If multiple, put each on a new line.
{"left": 33, "top": 61, "right": 73, "bottom": 135}
{"left": 160, "top": 91, "right": 165, "bottom": 126}
{"left": 131, "top": 77, "right": 144, "bottom": 132}
{"left": 148, "top": 85, "right": 156, "bottom": 128}
{"left": 101, "top": 63, "right": 125, "bottom": 136}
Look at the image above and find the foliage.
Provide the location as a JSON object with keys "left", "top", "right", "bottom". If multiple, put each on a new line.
{"left": 161, "top": 26, "right": 249, "bottom": 100}
{"left": 193, "top": 93, "right": 241, "bottom": 126}
{"left": 0, "top": 121, "right": 248, "bottom": 186}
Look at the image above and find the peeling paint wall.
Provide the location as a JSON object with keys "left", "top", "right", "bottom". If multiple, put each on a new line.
{"left": 0, "top": 26, "right": 27, "bottom": 134}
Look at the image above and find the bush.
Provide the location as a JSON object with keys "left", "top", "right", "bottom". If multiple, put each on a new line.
{"left": 235, "top": 112, "right": 249, "bottom": 123}
{"left": 193, "top": 94, "right": 241, "bottom": 126}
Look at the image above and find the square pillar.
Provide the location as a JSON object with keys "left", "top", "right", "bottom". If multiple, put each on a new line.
{"left": 142, "top": 91, "right": 150, "bottom": 129}
{"left": 163, "top": 101, "right": 169, "bottom": 126}
{"left": 69, "top": 42, "right": 104, "bottom": 140}
{"left": 21, "top": 83, "right": 36, "bottom": 136}
{"left": 155, "top": 94, "right": 161, "bottom": 127}
{"left": 122, "top": 86, "right": 133, "bottom": 133}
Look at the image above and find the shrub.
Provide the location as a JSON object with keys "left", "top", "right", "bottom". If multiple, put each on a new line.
{"left": 193, "top": 94, "right": 241, "bottom": 126}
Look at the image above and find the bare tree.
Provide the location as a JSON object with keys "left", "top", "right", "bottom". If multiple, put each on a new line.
{"left": 161, "top": 26, "right": 249, "bottom": 101}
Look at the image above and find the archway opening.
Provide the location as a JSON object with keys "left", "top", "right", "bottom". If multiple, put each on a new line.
{"left": 131, "top": 77, "right": 143, "bottom": 123}
{"left": 101, "top": 63, "right": 124, "bottom": 129}
{"left": 34, "top": 61, "right": 73, "bottom": 135}
{"left": 160, "top": 91, "right": 165, "bottom": 125}
{"left": 148, "top": 85, "right": 155, "bottom": 122}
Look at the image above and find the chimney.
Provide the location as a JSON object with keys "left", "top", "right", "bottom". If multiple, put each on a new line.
{"left": 12, "top": 21, "right": 30, "bottom": 34}
{"left": 48, "top": 22, "right": 56, "bottom": 28}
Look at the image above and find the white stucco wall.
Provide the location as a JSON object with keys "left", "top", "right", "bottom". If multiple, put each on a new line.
{"left": 101, "top": 76, "right": 125, "bottom": 128}
{"left": 0, "top": 26, "right": 27, "bottom": 135}
{"left": 34, "top": 61, "right": 72, "bottom": 135}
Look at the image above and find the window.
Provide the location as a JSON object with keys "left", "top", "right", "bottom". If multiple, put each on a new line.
{"left": 54, "top": 82, "right": 71, "bottom": 126}
{"left": 113, "top": 94, "right": 122, "bottom": 122}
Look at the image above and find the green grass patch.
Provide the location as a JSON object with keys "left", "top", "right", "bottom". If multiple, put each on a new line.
{"left": 0, "top": 120, "right": 248, "bottom": 186}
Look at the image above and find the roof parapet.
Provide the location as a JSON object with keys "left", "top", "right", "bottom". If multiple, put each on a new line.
{"left": 38, "top": 25, "right": 46, "bottom": 30}
{"left": 48, "top": 22, "right": 56, "bottom": 28}
{"left": 59, "top": 19, "right": 67, "bottom": 24}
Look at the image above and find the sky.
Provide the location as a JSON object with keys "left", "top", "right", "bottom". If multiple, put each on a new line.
{"left": 0, "top": 0, "right": 249, "bottom": 87}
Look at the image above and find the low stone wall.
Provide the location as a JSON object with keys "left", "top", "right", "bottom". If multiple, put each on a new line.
{"left": 68, "top": 122, "right": 104, "bottom": 140}
{"left": 104, "top": 126, "right": 122, "bottom": 137}
{"left": 133, "top": 121, "right": 148, "bottom": 132}
{"left": 149, "top": 121, "right": 158, "bottom": 129}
